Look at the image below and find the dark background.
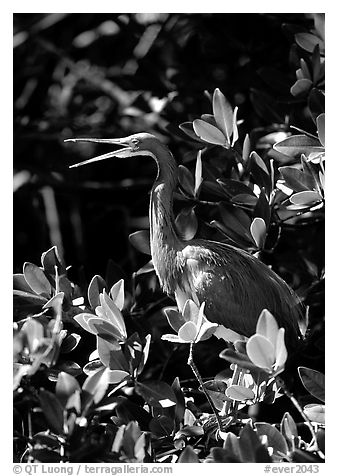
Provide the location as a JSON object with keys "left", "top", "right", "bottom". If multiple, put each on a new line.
{"left": 14, "top": 13, "right": 319, "bottom": 276}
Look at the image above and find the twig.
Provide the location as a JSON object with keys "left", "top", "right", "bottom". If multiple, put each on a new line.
{"left": 188, "top": 342, "right": 223, "bottom": 432}
{"left": 276, "top": 377, "right": 318, "bottom": 448}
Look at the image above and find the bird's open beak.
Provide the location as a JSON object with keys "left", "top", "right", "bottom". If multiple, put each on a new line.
{"left": 65, "top": 137, "right": 132, "bottom": 168}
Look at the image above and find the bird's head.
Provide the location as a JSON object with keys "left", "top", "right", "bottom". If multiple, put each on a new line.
{"left": 65, "top": 132, "right": 162, "bottom": 168}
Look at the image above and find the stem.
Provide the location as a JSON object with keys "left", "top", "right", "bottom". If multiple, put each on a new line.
{"left": 188, "top": 343, "right": 223, "bottom": 432}
{"left": 276, "top": 377, "right": 318, "bottom": 448}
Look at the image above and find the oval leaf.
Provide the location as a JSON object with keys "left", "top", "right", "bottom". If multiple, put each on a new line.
{"left": 212, "top": 88, "right": 233, "bottom": 142}
{"left": 110, "top": 279, "right": 125, "bottom": 311}
{"left": 273, "top": 135, "right": 324, "bottom": 158}
{"left": 175, "top": 207, "right": 198, "bottom": 241}
{"left": 255, "top": 422, "right": 288, "bottom": 456}
{"left": 226, "top": 385, "right": 255, "bottom": 402}
{"left": 135, "top": 381, "right": 177, "bottom": 408}
{"left": 316, "top": 113, "right": 325, "bottom": 146}
{"left": 129, "top": 230, "right": 151, "bottom": 255}
{"left": 250, "top": 217, "right": 266, "bottom": 248}
{"left": 247, "top": 334, "right": 275, "bottom": 370}
{"left": 23, "top": 262, "right": 52, "bottom": 295}
{"left": 290, "top": 190, "right": 322, "bottom": 206}
{"left": 298, "top": 367, "right": 325, "bottom": 402}
{"left": 55, "top": 371, "right": 81, "bottom": 407}
{"left": 88, "top": 275, "right": 106, "bottom": 309}
{"left": 178, "top": 321, "right": 198, "bottom": 342}
{"left": 256, "top": 309, "right": 279, "bottom": 349}
{"left": 193, "top": 119, "right": 227, "bottom": 146}
{"left": 303, "top": 404, "right": 325, "bottom": 424}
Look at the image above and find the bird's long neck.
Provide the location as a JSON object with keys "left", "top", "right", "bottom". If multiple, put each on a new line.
{"left": 147, "top": 142, "right": 182, "bottom": 293}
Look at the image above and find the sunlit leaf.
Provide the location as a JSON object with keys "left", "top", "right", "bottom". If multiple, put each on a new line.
{"left": 279, "top": 166, "right": 312, "bottom": 192}
{"left": 106, "top": 370, "right": 130, "bottom": 384}
{"left": 290, "top": 190, "right": 322, "bottom": 206}
{"left": 110, "top": 279, "right": 125, "bottom": 311}
{"left": 290, "top": 79, "right": 312, "bottom": 97}
{"left": 303, "top": 404, "right": 325, "bottom": 424}
{"left": 193, "top": 119, "right": 227, "bottom": 146}
{"left": 250, "top": 217, "right": 266, "bottom": 249}
{"left": 88, "top": 275, "right": 106, "bottom": 309}
{"left": 274, "top": 328, "right": 288, "bottom": 370}
{"left": 256, "top": 309, "right": 279, "bottom": 349}
{"left": 87, "top": 317, "right": 124, "bottom": 343}
{"left": 194, "top": 150, "right": 203, "bottom": 196}
{"left": 212, "top": 88, "right": 233, "bottom": 142}
{"left": 42, "top": 292, "right": 64, "bottom": 311}
{"left": 23, "top": 262, "right": 52, "bottom": 296}
{"left": 225, "top": 385, "right": 255, "bottom": 401}
{"left": 316, "top": 113, "right": 325, "bottom": 147}
{"left": 273, "top": 134, "right": 324, "bottom": 157}
{"left": 21, "top": 318, "right": 44, "bottom": 353}
{"left": 247, "top": 334, "right": 275, "bottom": 370}
{"left": 178, "top": 321, "right": 198, "bottom": 342}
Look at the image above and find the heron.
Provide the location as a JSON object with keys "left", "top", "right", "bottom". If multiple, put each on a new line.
{"left": 66, "top": 132, "right": 302, "bottom": 350}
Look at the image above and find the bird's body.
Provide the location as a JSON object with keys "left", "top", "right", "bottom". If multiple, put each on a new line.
{"left": 67, "top": 132, "right": 302, "bottom": 348}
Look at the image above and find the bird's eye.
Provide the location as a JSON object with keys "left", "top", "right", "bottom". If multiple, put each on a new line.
{"left": 131, "top": 138, "right": 139, "bottom": 150}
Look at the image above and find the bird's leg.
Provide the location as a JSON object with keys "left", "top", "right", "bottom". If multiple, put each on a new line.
{"left": 188, "top": 342, "right": 223, "bottom": 433}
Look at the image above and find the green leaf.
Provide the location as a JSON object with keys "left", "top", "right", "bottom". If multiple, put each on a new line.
{"left": 175, "top": 207, "right": 198, "bottom": 241}
{"left": 73, "top": 313, "right": 96, "bottom": 334}
{"left": 39, "top": 389, "right": 64, "bottom": 434}
{"left": 87, "top": 317, "right": 124, "bottom": 343}
{"left": 88, "top": 275, "right": 106, "bottom": 309}
{"left": 295, "top": 32, "right": 324, "bottom": 53}
{"left": 238, "top": 424, "right": 270, "bottom": 463}
{"left": 41, "top": 246, "right": 66, "bottom": 275}
{"left": 60, "top": 333, "right": 81, "bottom": 353}
{"left": 178, "top": 122, "right": 203, "bottom": 142}
{"left": 42, "top": 292, "right": 64, "bottom": 311}
{"left": 163, "top": 307, "right": 186, "bottom": 333}
{"left": 110, "top": 279, "right": 125, "bottom": 311}
{"left": 298, "top": 367, "right": 325, "bottom": 402}
{"left": 290, "top": 190, "right": 322, "bottom": 206}
{"left": 217, "top": 179, "right": 255, "bottom": 198}
{"left": 281, "top": 412, "right": 298, "bottom": 450}
{"left": 149, "top": 415, "right": 174, "bottom": 438}
{"left": 178, "top": 165, "right": 195, "bottom": 196}
{"left": 226, "top": 385, "right": 255, "bottom": 402}
{"left": 194, "top": 150, "right": 203, "bottom": 196}
{"left": 316, "top": 113, "right": 325, "bottom": 146}
{"left": 82, "top": 367, "right": 109, "bottom": 405}
{"left": 303, "top": 404, "right": 325, "bottom": 424}
{"left": 129, "top": 230, "right": 151, "bottom": 255}
{"left": 178, "top": 321, "right": 198, "bottom": 342}
{"left": 247, "top": 334, "right": 275, "bottom": 370}
{"left": 23, "top": 262, "right": 52, "bottom": 295}
{"left": 21, "top": 318, "right": 44, "bottom": 353}
{"left": 308, "top": 89, "right": 325, "bottom": 122}
{"left": 256, "top": 309, "right": 279, "bottom": 348}
{"left": 55, "top": 371, "right": 81, "bottom": 407}
{"left": 273, "top": 134, "right": 324, "bottom": 157}
{"left": 135, "top": 381, "right": 177, "bottom": 408}
{"left": 212, "top": 88, "right": 233, "bottom": 142}
{"left": 250, "top": 217, "right": 266, "bottom": 249}
{"left": 290, "top": 79, "right": 312, "bottom": 97}
{"left": 279, "top": 166, "right": 312, "bottom": 192}
{"left": 177, "top": 445, "right": 200, "bottom": 463}
{"left": 255, "top": 422, "right": 288, "bottom": 457}
{"left": 193, "top": 119, "right": 227, "bottom": 146}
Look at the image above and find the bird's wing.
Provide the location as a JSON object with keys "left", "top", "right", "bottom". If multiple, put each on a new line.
{"left": 178, "top": 241, "right": 301, "bottom": 340}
